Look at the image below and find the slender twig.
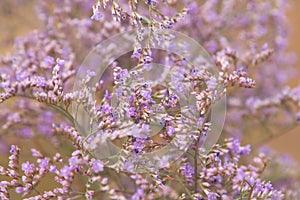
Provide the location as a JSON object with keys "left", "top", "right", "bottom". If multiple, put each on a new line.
{"left": 194, "top": 140, "right": 199, "bottom": 192}
{"left": 175, "top": 175, "right": 193, "bottom": 199}
{"left": 10, "top": 95, "right": 75, "bottom": 126}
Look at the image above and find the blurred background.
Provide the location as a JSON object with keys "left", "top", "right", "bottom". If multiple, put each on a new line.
{"left": 0, "top": 0, "right": 300, "bottom": 160}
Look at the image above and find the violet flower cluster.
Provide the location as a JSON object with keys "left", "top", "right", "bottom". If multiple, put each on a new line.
{"left": 0, "top": 0, "right": 300, "bottom": 199}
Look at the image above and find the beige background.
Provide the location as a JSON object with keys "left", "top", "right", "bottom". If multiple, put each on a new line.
{"left": 269, "top": 0, "right": 300, "bottom": 160}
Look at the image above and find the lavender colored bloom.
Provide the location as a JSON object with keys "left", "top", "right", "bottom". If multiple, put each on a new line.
{"left": 131, "top": 49, "right": 142, "bottom": 59}
{"left": 165, "top": 94, "right": 178, "bottom": 108}
{"left": 141, "top": 124, "right": 150, "bottom": 134}
{"left": 68, "top": 157, "right": 81, "bottom": 167}
{"left": 56, "top": 58, "right": 65, "bottom": 67}
{"left": 91, "top": 11, "right": 103, "bottom": 21}
{"left": 132, "top": 188, "right": 145, "bottom": 200}
{"left": 240, "top": 144, "right": 251, "bottom": 155}
{"left": 206, "top": 77, "right": 217, "bottom": 90}
{"left": 60, "top": 165, "right": 72, "bottom": 179}
{"left": 180, "top": 163, "right": 194, "bottom": 179}
{"left": 141, "top": 90, "right": 152, "bottom": 100}
{"left": 197, "top": 117, "right": 205, "bottom": 127}
{"left": 15, "top": 187, "right": 24, "bottom": 194}
{"left": 205, "top": 40, "right": 218, "bottom": 53}
{"left": 15, "top": 71, "right": 29, "bottom": 81}
{"left": 101, "top": 102, "right": 112, "bottom": 114}
{"left": 90, "top": 159, "right": 104, "bottom": 173}
{"left": 31, "top": 148, "right": 42, "bottom": 157}
{"left": 104, "top": 90, "right": 113, "bottom": 100}
{"left": 91, "top": 3, "right": 102, "bottom": 21}
{"left": 207, "top": 192, "right": 219, "bottom": 200}
{"left": 9, "top": 145, "right": 18, "bottom": 154}
{"left": 228, "top": 139, "right": 251, "bottom": 155}
{"left": 43, "top": 56, "right": 55, "bottom": 66}
{"left": 157, "top": 156, "right": 171, "bottom": 168}
{"left": 38, "top": 158, "right": 50, "bottom": 169}
{"left": 87, "top": 70, "right": 96, "bottom": 77}
{"left": 21, "top": 161, "right": 35, "bottom": 175}
{"left": 115, "top": 68, "right": 129, "bottom": 84}
{"left": 133, "top": 137, "right": 147, "bottom": 153}
{"left": 128, "top": 107, "right": 136, "bottom": 117}
{"left": 49, "top": 165, "right": 57, "bottom": 173}
{"left": 166, "top": 126, "right": 175, "bottom": 136}
{"left": 124, "top": 161, "right": 134, "bottom": 172}
{"left": 115, "top": 87, "right": 123, "bottom": 97}
{"left": 32, "top": 76, "right": 46, "bottom": 87}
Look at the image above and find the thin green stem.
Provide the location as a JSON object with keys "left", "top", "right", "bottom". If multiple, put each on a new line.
{"left": 10, "top": 95, "right": 75, "bottom": 126}
{"left": 194, "top": 140, "right": 199, "bottom": 192}
{"left": 175, "top": 175, "right": 193, "bottom": 199}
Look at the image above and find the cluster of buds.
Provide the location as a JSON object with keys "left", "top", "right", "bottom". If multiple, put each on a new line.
{"left": 193, "top": 90, "right": 213, "bottom": 116}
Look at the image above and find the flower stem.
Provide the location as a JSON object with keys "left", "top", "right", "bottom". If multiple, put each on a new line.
{"left": 175, "top": 175, "right": 193, "bottom": 199}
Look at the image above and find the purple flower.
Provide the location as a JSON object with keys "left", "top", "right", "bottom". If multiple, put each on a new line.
{"left": 43, "top": 56, "right": 55, "bottom": 66}
{"left": 141, "top": 90, "right": 152, "bottom": 100}
{"left": 15, "top": 187, "right": 24, "bottom": 194}
{"left": 21, "top": 161, "right": 35, "bottom": 175}
{"left": 0, "top": 0, "right": 296, "bottom": 199}
{"left": 240, "top": 144, "right": 251, "bottom": 155}
{"left": 38, "top": 158, "right": 50, "bottom": 169}
{"left": 197, "top": 117, "right": 205, "bottom": 127}
{"left": 49, "top": 165, "right": 57, "bottom": 173}
{"left": 101, "top": 102, "right": 113, "bottom": 114}
{"left": 131, "top": 49, "right": 142, "bottom": 59}
{"left": 157, "top": 156, "right": 171, "bottom": 168}
{"left": 207, "top": 192, "right": 219, "bottom": 200}
{"left": 133, "top": 139, "right": 145, "bottom": 153}
{"left": 91, "top": 11, "right": 102, "bottom": 21}
{"left": 68, "top": 157, "right": 78, "bottom": 166}
{"left": 32, "top": 76, "right": 47, "bottom": 87}
{"left": 165, "top": 94, "right": 178, "bottom": 108}
{"left": 87, "top": 70, "right": 96, "bottom": 77}
{"left": 9, "top": 145, "right": 18, "bottom": 154}
{"left": 104, "top": 90, "right": 113, "bottom": 100}
{"left": 16, "top": 71, "right": 29, "bottom": 81}
{"left": 91, "top": 4, "right": 102, "bottom": 21}
{"left": 166, "top": 126, "right": 175, "bottom": 136}
{"left": 115, "top": 87, "right": 123, "bottom": 97}
{"left": 60, "top": 165, "right": 72, "bottom": 179}
{"left": 124, "top": 161, "right": 134, "bottom": 172}
{"left": 114, "top": 67, "right": 129, "bottom": 85}
{"left": 128, "top": 107, "right": 136, "bottom": 117}
{"left": 141, "top": 124, "right": 150, "bottom": 134}
{"left": 180, "top": 163, "right": 194, "bottom": 179}
{"left": 56, "top": 58, "right": 65, "bottom": 67}
{"left": 235, "top": 168, "right": 246, "bottom": 182}
{"left": 228, "top": 139, "right": 251, "bottom": 155}
{"left": 31, "top": 148, "right": 42, "bottom": 157}
{"left": 132, "top": 188, "right": 145, "bottom": 200}
{"left": 206, "top": 77, "right": 217, "bottom": 90}
{"left": 205, "top": 40, "right": 218, "bottom": 53}
{"left": 90, "top": 159, "right": 104, "bottom": 173}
